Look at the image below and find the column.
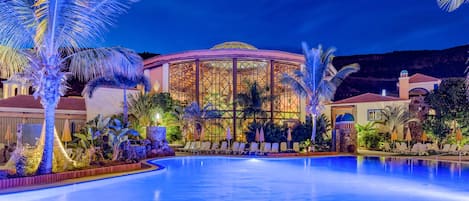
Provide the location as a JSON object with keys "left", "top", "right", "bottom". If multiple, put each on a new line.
{"left": 270, "top": 60, "right": 274, "bottom": 122}
{"left": 162, "top": 63, "right": 169, "bottom": 92}
{"left": 232, "top": 58, "right": 237, "bottom": 141}
{"left": 195, "top": 59, "right": 200, "bottom": 105}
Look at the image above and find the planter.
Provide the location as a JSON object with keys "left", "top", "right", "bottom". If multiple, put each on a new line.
{"left": 0, "top": 162, "right": 147, "bottom": 190}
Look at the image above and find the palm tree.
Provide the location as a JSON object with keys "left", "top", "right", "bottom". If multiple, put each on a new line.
{"left": 236, "top": 81, "right": 274, "bottom": 123}
{"left": 0, "top": 0, "right": 141, "bottom": 174}
{"left": 85, "top": 73, "right": 151, "bottom": 124}
{"left": 437, "top": 0, "right": 469, "bottom": 98}
{"left": 281, "top": 43, "right": 359, "bottom": 144}
{"left": 183, "top": 102, "right": 222, "bottom": 140}
{"left": 129, "top": 93, "right": 158, "bottom": 128}
{"left": 379, "top": 105, "right": 419, "bottom": 136}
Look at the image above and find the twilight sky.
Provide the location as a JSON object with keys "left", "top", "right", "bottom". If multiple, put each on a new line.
{"left": 103, "top": 0, "right": 469, "bottom": 56}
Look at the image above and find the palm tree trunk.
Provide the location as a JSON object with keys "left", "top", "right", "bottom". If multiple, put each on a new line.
{"left": 38, "top": 103, "right": 55, "bottom": 174}
{"left": 311, "top": 114, "right": 317, "bottom": 147}
{"left": 123, "top": 87, "right": 128, "bottom": 125}
{"left": 37, "top": 70, "right": 61, "bottom": 174}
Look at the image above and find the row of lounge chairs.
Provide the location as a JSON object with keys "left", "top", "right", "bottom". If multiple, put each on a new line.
{"left": 178, "top": 141, "right": 300, "bottom": 155}
{"left": 383, "top": 142, "right": 469, "bottom": 155}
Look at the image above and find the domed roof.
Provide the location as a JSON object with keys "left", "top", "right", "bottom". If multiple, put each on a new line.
{"left": 211, "top": 41, "right": 257, "bottom": 50}
{"left": 335, "top": 115, "right": 343, "bottom": 123}
{"left": 341, "top": 113, "right": 355, "bottom": 122}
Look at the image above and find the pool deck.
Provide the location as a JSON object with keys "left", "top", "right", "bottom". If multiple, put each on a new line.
{"left": 1, "top": 151, "right": 469, "bottom": 194}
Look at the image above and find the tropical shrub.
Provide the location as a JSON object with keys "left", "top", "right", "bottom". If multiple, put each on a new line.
{"left": 356, "top": 122, "right": 382, "bottom": 150}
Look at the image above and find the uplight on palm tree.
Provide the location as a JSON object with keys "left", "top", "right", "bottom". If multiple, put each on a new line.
{"left": 0, "top": 0, "right": 141, "bottom": 174}
{"left": 281, "top": 43, "right": 359, "bottom": 145}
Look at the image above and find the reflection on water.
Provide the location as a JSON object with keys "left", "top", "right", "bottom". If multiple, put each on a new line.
{"left": 0, "top": 156, "right": 468, "bottom": 201}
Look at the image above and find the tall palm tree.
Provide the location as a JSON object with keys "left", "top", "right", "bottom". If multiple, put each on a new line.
{"left": 183, "top": 102, "right": 222, "bottom": 140}
{"left": 85, "top": 73, "right": 151, "bottom": 124}
{"left": 236, "top": 81, "right": 274, "bottom": 123}
{"left": 379, "top": 105, "right": 419, "bottom": 136}
{"left": 0, "top": 0, "right": 141, "bottom": 174}
{"left": 281, "top": 43, "right": 359, "bottom": 144}
{"left": 437, "top": 0, "right": 469, "bottom": 98}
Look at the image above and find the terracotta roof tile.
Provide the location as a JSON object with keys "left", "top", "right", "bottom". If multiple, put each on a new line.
{"left": 333, "top": 93, "right": 407, "bottom": 104}
{"left": 0, "top": 95, "right": 85, "bottom": 111}
{"left": 408, "top": 73, "right": 440, "bottom": 83}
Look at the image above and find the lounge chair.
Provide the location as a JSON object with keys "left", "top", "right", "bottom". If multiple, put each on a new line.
{"left": 280, "top": 142, "right": 287, "bottom": 152}
{"left": 383, "top": 142, "right": 391, "bottom": 152}
{"left": 229, "top": 142, "right": 240, "bottom": 154}
{"left": 293, "top": 142, "right": 300, "bottom": 152}
{"left": 187, "top": 141, "right": 197, "bottom": 153}
{"left": 460, "top": 145, "right": 469, "bottom": 155}
{"left": 259, "top": 142, "right": 265, "bottom": 154}
{"left": 449, "top": 144, "right": 458, "bottom": 154}
{"left": 216, "top": 141, "right": 228, "bottom": 154}
{"left": 191, "top": 141, "right": 202, "bottom": 154}
{"left": 178, "top": 141, "right": 191, "bottom": 152}
{"left": 440, "top": 144, "right": 451, "bottom": 153}
{"left": 249, "top": 142, "right": 259, "bottom": 155}
{"left": 261, "top": 143, "right": 272, "bottom": 155}
{"left": 236, "top": 143, "right": 246, "bottom": 155}
{"left": 209, "top": 142, "right": 219, "bottom": 154}
{"left": 196, "top": 141, "right": 211, "bottom": 154}
{"left": 271, "top": 143, "right": 279, "bottom": 153}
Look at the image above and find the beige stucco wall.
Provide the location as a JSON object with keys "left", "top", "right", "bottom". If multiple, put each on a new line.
{"left": 327, "top": 100, "right": 411, "bottom": 138}
{"left": 85, "top": 87, "right": 141, "bottom": 121}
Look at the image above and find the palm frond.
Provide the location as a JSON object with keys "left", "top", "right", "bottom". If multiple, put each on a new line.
{"left": 281, "top": 73, "right": 309, "bottom": 98}
{"left": 0, "top": 0, "right": 36, "bottom": 49}
{"left": 0, "top": 46, "right": 30, "bottom": 78}
{"left": 67, "top": 47, "right": 143, "bottom": 81}
{"left": 84, "top": 77, "right": 116, "bottom": 98}
{"left": 330, "top": 64, "right": 360, "bottom": 87}
{"left": 437, "top": 0, "right": 469, "bottom": 12}
{"left": 32, "top": 0, "right": 138, "bottom": 51}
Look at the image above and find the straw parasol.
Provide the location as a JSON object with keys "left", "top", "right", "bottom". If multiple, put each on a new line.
{"left": 259, "top": 127, "right": 265, "bottom": 143}
{"left": 405, "top": 128, "right": 412, "bottom": 147}
{"left": 421, "top": 131, "right": 428, "bottom": 142}
{"left": 226, "top": 127, "right": 232, "bottom": 146}
{"left": 61, "top": 119, "right": 72, "bottom": 148}
{"left": 255, "top": 128, "right": 260, "bottom": 142}
{"left": 4, "top": 125, "right": 13, "bottom": 145}
{"left": 391, "top": 130, "right": 398, "bottom": 141}
{"left": 199, "top": 127, "right": 205, "bottom": 141}
{"left": 456, "top": 128, "right": 463, "bottom": 142}
{"left": 287, "top": 128, "right": 292, "bottom": 149}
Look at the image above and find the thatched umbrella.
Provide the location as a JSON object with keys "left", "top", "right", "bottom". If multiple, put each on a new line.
{"left": 259, "top": 127, "right": 265, "bottom": 143}
{"left": 4, "top": 125, "right": 13, "bottom": 145}
{"left": 255, "top": 128, "right": 260, "bottom": 142}
{"left": 456, "top": 128, "right": 463, "bottom": 142}
{"left": 61, "top": 119, "right": 72, "bottom": 148}
{"left": 405, "top": 128, "right": 412, "bottom": 147}
{"left": 421, "top": 131, "right": 428, "bottom": 142}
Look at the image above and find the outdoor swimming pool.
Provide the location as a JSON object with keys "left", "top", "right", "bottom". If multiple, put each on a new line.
{"left": 0, "top": 156, "right": 468, "bottom": 201}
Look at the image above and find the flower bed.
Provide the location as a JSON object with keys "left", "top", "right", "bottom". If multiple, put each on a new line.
{"left": 0, "top": 162, "right": 148, "bottom": 190}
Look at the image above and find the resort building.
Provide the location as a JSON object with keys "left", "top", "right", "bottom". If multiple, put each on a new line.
{"left": 325, "top": 70, "right": 441, "bottom": 139}
{"left": 143, "top": 41, "right": 306, "bottom": 140}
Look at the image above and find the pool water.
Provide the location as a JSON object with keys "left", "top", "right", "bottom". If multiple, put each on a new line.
{"left": 1, "top": 156, "right": 468, "bottom": 201}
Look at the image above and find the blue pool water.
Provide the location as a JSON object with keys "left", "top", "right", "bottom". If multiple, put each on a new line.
{"left": 0, "top": 156, "right": 468, "bottom": 201}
